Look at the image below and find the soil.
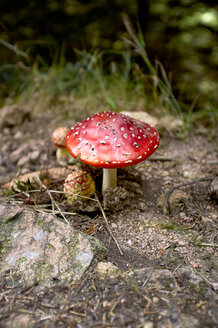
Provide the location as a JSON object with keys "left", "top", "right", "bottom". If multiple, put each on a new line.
{"left": 0, "top": 107, "right": 217, "bottom": 328}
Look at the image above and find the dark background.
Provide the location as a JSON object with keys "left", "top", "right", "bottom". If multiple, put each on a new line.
{"left": 0, "top": 0, "right": 218, "bottom": 108}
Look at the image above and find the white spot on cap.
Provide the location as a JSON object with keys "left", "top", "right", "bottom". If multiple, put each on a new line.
{"left": 130, "top": 127, "right": 133, "bottom": 131}
{"left": 138, "top": 136, "right": 141, "bottom": 139}
{"left": 66, "top": 135, "right": 69, "bottom": 139}
{"left": 154, "top": 144, "right": 158, "bottom": 148}
{"left": 133, "top": 142, "right": 140, "bottom": 148}
{"left": 123, "top": 153, "right": 131, "bottom": 156}
{"left": 74, "top": 132, "right": 78, "bottom": 136}
{"left": 96, "top": 122, "right": 101, "bottom": 126}
{"left": 121, "top": 127, "right": 125, "bottom": 131}
{"left": 123, "top": 133, "right": 128, "bottom": 138}
{"left": 114, "top": 137, "right": 118, "bottom": 141}
{"left": 83, "top": 131, "right": 87, "bottom": 134}
{"left": 143, "top": 135, "right": 147, "bottom": 138}
{"left": 112, "top": 161, "right": 117, "bottom": 164}
{"left": 137, "top": 156, "right": 142, "bottom": 159}
{"left": 105, "top": 136, "right": 110, "bottom": 139}
{"left": 117, "top": 144, "right": 121, "bottom": 147}
{"left": 132, "top": 134, "right": 135, "bottom": 137}
{"left": 100, "top": 141, "right": 106, "bottom": 144}
{"left": 78, "top": 138, "right": 81, "bottom": 141}
{"left": 125, "top": 160, "right": 132, "bottom": 163}
{"left": 112, "top": 118, "right": 116, "bottom": 122}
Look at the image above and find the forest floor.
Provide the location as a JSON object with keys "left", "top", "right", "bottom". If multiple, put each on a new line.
{"left": 0, "top": 105, "right": 217, "bottom": 328}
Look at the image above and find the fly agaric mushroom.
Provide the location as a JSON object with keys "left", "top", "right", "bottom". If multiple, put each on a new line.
{"left": 64, "top": 170, "right": 95, "bottom": 202}
{"left": 65, "top": 111, "right": 159, "bottom": 193}
{"left": 51, "top": 126, "right": 70, "bottom": 165}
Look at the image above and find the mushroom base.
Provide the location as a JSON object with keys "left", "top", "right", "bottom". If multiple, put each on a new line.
{"left": 102, "top": 168, "right": 117, "bottom": 194}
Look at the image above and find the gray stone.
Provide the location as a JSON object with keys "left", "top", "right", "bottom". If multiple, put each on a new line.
{"left": 209, "top": 177, "right": 218, "bottom": 199}
{"left": 0, "top": 203, "right": 106, "bottom": 287}
{"left": 127, "top": 268, "right": 179, "bottom": 293}
{"left": 177, "top": 265, "right": 204, "bottom": 285}
{"left": 0, "top": 105, "right": 31, "bottom": 129}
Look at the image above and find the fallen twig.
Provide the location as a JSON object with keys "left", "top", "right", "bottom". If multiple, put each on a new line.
{"left": 95, "top": 194, "right": 123, "bottom": 256}
{"left": 34, "top": 208, "right": 77, "bottom": 216}
{"left": 163, "top": 177, "right": 213, "bottom": 215}
{"left": 35, "top": 176, "right": 70, "bottom": 225}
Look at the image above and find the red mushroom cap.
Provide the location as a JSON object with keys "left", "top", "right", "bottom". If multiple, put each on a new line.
{"left": 51, "top": 126, "right": 69, "bottom": 148}
{"left": 65, "top": 111, "right": 159, "bottom": 169}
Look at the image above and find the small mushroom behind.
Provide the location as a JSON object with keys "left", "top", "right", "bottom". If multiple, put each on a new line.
{"left": 51, "top": 126, "right": 71, "bottom": 165}
{"left": 64, "top": 171, "right": 96, "bottom": 203}
{"left": 65, "top": 111, "right": 160, "bottom": 194}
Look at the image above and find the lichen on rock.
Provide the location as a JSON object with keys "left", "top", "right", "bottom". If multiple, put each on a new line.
{"left": 0, "top": 203, "right": 106, "bottom": 287}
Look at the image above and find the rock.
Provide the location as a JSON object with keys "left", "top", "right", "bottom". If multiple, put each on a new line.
{"left": 127, "top": 268, "right": 179, "bottom": 292}
{"left": 159, "top": 115, "right": 183, "bottom": 132}
{"left": 121, "top": 111, "right": 158, "bottom": 127}
{"left": 4, "top": 314, "right": 35, "bottom": 328}
{"left": 10, "top": 143, "right": 30, "bottom": 163}
{"left": 157, "top": 314, "right": 198, "bottom": 328}
{"left": 141, "top": 322, "right": 154, "bottom": 328}
{"left": 209, "top": 177, "right": 218, "bottom": 199}
{"left": 95, "top": 262, "right": 121, "bottom": 279}
{"left": 0, "top": 203, "right": 106, "bottom": 287}
{"left": 17, "top": 155, "right": 29, "bottom": 167}
{"left": 158, "top": 189, "right": 187, "bottom": 210}
{"left": 176, "top": 265, "right": 204, "bottom": 285}
{"left": 0, "top": 105, "right": 31, "bottom": 129}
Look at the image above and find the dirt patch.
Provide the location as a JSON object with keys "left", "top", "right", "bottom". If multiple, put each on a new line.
{"left": 0, "top": 107, "right": 217, "bottom": 327}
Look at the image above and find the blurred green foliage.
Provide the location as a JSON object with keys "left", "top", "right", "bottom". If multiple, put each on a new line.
{"left": 0, "top": 0, "right": 217, "bottom": 113}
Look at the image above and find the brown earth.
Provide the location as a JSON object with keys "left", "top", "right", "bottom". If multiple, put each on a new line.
{"left": 0, "top": 106, "right": 217, "bottom": 328}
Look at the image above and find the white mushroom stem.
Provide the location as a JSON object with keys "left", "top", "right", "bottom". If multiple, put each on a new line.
{"left": 56, "top": 147, "right": 69, "bottom": 161}
{"left": 102, "top": 168, "right": 117, "bottom": 194}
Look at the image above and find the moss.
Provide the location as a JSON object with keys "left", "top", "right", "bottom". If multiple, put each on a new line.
{"left": 35, "top": 216, "right": 52, "bottom": 233}
{"left": 87, "top": 235, "right": 108, "bottom": 255}
{"left": 16, "top": 257, "right": 26, "bottom": 265}
{"left": 46, "top": 243, "right": 55, "bottom": 250}
{"left": 38, "top": 262, "right": 53, "bottom": 282}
